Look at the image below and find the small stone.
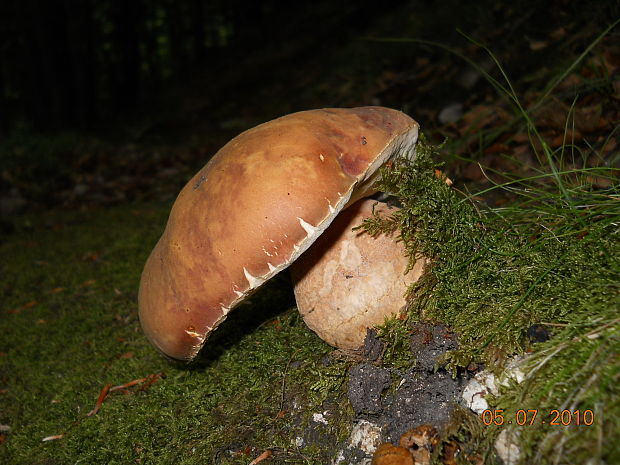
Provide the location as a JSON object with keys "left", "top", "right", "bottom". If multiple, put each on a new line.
{"left": 348, "top": 420, "right": 383, "bottom": 455}
{"left": 438, "top": 103, "right": 463, "bottom": 124}
{"left": 461, "top": 377, "right": 491, "bottom": 414}
{"left": 73, "top": 183, "right": 89, "bottom": 197}
{"left": 0, "top": 189, "right": 27, "bottom": 215}
{"left": 312, "top": 412, "right": 329, "bottom": 425}
{"left": 495, "top": 429, "right": 520, "bottom": 465}
{"left": 462, "top": 357, "right": 527, "bottom": 415}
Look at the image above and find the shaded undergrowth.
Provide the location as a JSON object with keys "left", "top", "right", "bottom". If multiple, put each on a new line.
{"left": 364, "top": 136, "right": 619, "bottom": 463}
{"left": 0, "top": 204, "right": 351, "bottom": 464}
{"left": 1, "top": 10, "right": 619, "bottom": 464}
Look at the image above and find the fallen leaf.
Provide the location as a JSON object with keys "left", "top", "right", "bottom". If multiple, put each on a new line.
{"left": 249, "top": 450, "right": 272, "bottom": 465}
{"left": 576, "top": 230, "right": 589, "bottom": 240}
{"left": 529, "top": 39, "right": 548, "bottom": 51}
{"left": 483, "top": 143, "right": 510, "bottom": 155}
{"left": 600, "top": 137, "right": 617, "bottom": 155}
{"left": 110, "top": 373, "right": 164, "bottom": 392}
{"left": 511, "top": 132, "right": 531, "bottom": 144}
{"left": 550, "top": 26, "right": 567, "bottom": 40}
{"left": 6, "top": 300, "right": 38, "bottom": 314}
{"left": 550, "top": 129, "right": 583, "bottom": 148}
{"left": 82, "top": 252, "right": 100, "bottom": 262}
{"left": 441, "top": 441, "right": 460, "bottom": 465}
{"left": 87, "top": 383, "right": 112, "bottom": 416}
{"left": 585, "top": 175, "right": 614, "bottom": 189}
{"left": 573, "top": 104, "right": 604, "bottom": 133}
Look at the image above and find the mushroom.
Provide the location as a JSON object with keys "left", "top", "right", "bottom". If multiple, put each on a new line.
{"left": 399, "top": 425, "right": 439, "bottom": 465}
{"left": 138, "top": 107, "right": 419, "bottom": 361}
{"left": 290, "top": 198, "right": 426, "bottom": 350}
{"left": 371, "top": 443, "right": 414, "bottom": 465}
{"left": 372, "top": 425, "right": 439, "bottom": 465}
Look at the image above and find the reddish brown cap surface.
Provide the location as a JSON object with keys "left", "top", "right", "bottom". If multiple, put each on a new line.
{"left": 138, "top": 107, "right": 418, "bottom": 360}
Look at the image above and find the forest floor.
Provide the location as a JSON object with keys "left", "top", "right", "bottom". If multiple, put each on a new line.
{"left": 1, "top": 2, "right": 619, "bottom": 464}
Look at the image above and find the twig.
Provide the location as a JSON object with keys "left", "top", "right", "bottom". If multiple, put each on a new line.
{"left": 249, "top": 450, "right": 272, "bottom": 464}
{"left": 87, "top": 373, "right": 164, "bottom": 416}
{"left": 87, "top": 383, "right": 112, "bottom": 416}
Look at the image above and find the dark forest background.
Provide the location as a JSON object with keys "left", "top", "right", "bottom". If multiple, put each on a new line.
{"left": 0, "top": 2, "right": 619, "bottom": 462}
{"left": 1, "top": 0, "right": 618, "bottom": 215}
{"left": 1, "top": 0, "right": 396, "bottom": 132}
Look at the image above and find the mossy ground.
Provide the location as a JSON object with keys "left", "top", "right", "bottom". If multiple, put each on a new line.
{"left": 367, "top": 138, "right": 620, "bottom": 463}
{"left": 0, "top": 204, "right": 352, "bottom": 464}
{"left": 2, "top": 132, "right": 617, "bottom": 464}
{"left": 1, "top": 4, "right": 619, "bottom": 464}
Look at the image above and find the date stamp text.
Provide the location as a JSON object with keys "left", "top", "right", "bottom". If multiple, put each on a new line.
{"left": 482, "top": 409, "right": 594, "bottom": 426}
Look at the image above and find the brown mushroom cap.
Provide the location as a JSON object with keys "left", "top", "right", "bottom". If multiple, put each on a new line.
{"left": 138, "top": 107, "right": 418, "bottom": 361}
{"left": 290, "top": 199, "right": 426, "bottom": 350}
{"left": 371, "top": 443, "right": 414, "bottom": 465}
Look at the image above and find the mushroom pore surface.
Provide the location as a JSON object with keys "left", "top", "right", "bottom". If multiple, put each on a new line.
{"left": 138, "top": 106, "right": 419, "bottom": 360}
{"left": 290, "top": 198, "right": 426, "bottom": 350}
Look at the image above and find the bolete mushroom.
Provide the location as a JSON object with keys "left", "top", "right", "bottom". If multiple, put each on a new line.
{"left": 371, "top": 443, "right": 414, "bottom": 465}
{"left": 138, "top": 107, "right": 419, "bottom": 361}
{"left": 290, "top": 198, "right": 426, "bottom": 351}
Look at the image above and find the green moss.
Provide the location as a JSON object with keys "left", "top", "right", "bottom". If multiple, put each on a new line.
{"left": 365, "top": 136, "right": 619, "bottom": 463}
{"left": 0, "top": 203, "right": 350, "bottom": 464}
{"left": 375, "top": 316, "right": 415, "bottom": 372}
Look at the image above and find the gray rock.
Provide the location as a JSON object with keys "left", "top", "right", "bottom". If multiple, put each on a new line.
{"left": 348, "top": 364, "right": 391, "bottom": 415}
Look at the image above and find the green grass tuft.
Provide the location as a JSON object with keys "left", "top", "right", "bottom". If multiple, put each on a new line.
{"left": 364, "top": 135, "right": 619, "bottom": 463}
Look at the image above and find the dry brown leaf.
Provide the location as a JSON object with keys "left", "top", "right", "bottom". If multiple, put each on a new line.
{"left": 528, "top": 39, "right": 548, "bottom": 51}
{"left": 484, "top": 143, "right": 510, "bottom": 155}
{"left": 460, "top": 105, "right": 511, "bottom": 134}
{"left": 511, "top": 132, "right": 531, "bottom": 144}
{"left": 550, "top": 27, "right": 567, "bottom": 40}
{"left": 249, "top": 450, "right": 272, "bottom": 465}
{"left": 87, "top": 383, "right": 112, "bottom": 416}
